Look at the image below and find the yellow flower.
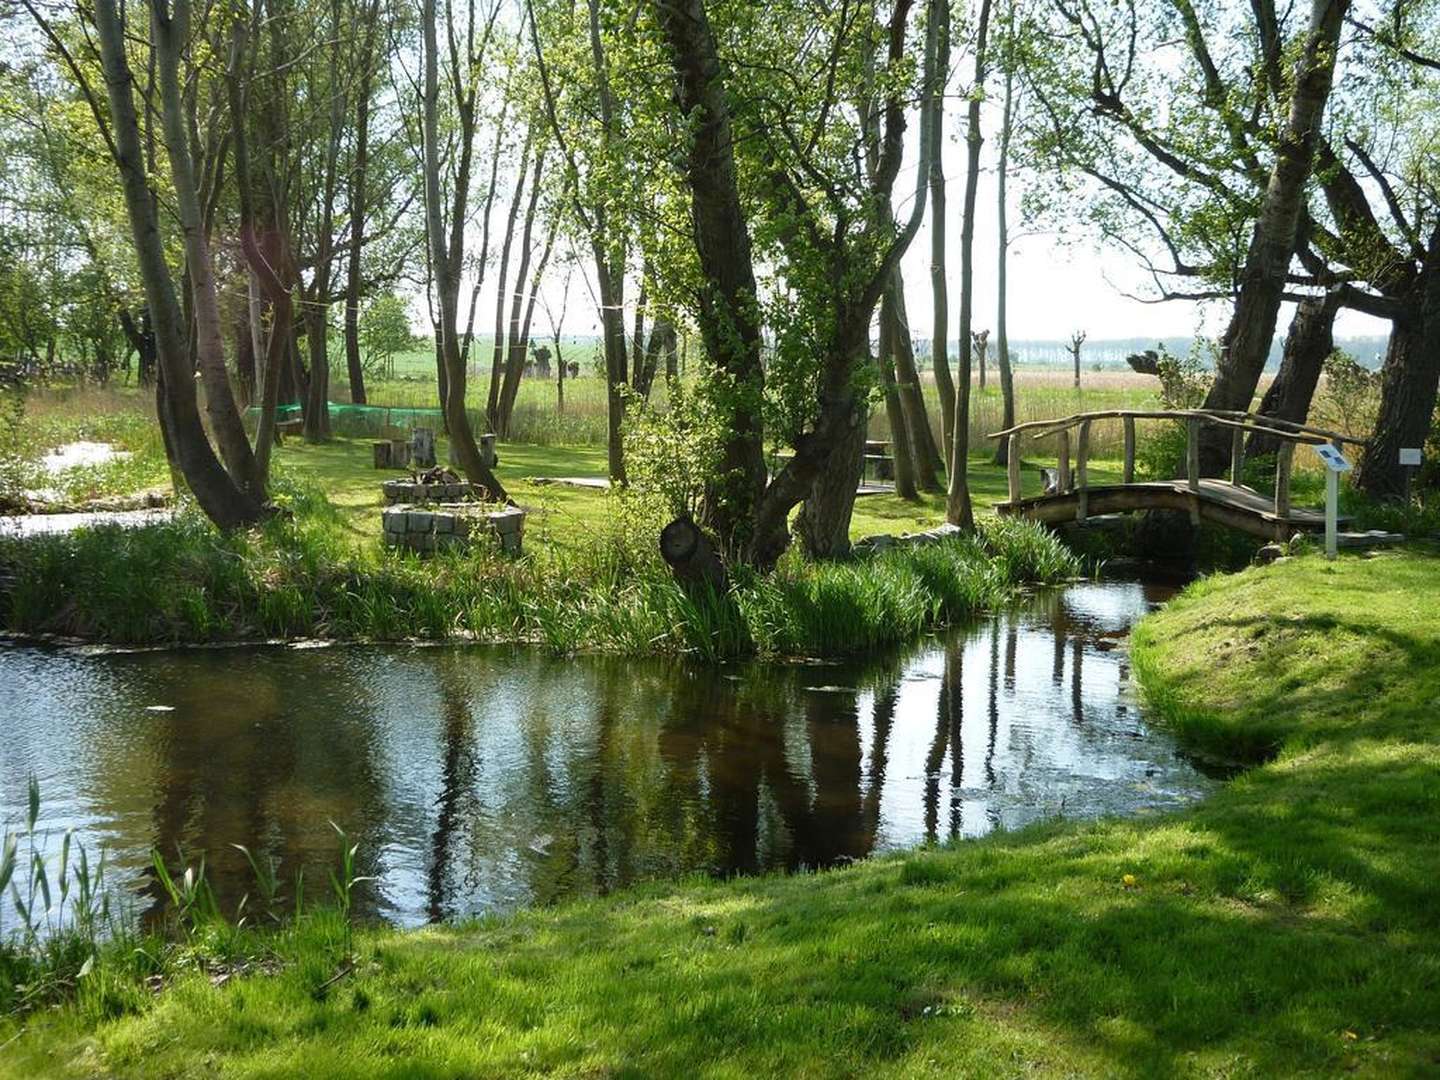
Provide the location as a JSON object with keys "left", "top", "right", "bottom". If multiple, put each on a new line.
{"left": 1122, "top": 874, "right": 1138, "bottom": 888}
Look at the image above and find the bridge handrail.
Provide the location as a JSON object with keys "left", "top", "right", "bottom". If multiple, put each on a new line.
{"left": 986, "top": 408, "right": 1365, "bottom": 448}
{"left": 987, "top": 407, "right": 1363, "bottom": 528}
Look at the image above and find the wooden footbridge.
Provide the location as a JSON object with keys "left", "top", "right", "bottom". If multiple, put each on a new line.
{"left": 989, "top": 410, "right": 1368, "bottom": 541}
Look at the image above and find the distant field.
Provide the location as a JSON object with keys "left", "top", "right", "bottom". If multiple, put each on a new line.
{"left": 348, "top": 347, "right": 1182, "bottom": 456}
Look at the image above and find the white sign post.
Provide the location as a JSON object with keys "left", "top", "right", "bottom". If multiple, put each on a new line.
{"left": 1314, "top": 443, "right": 1352, "bottom": 559}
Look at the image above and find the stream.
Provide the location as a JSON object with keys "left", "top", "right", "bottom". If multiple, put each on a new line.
{"left": 0, "top": 580, "right": 1215, "bottom": 927}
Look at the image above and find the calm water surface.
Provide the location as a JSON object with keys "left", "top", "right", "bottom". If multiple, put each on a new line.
{"left": 0, "top": 581, "right": 1213, "bottom": 926}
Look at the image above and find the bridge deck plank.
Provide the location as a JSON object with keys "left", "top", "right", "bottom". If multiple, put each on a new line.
{"left": 1002, "top": 478, "right": 1344, "bottom": 528}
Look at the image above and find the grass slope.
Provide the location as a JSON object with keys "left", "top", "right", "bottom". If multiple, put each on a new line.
{"left": 5, "top": 550, "right": 1438, "bottom": 1077}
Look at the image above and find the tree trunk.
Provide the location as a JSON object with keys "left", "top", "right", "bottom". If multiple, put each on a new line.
{"left": 595, "top": 252, "right": 630, "bottom": 484}
{"left": 631, "top": 271, "right": 649, "bottom": 387}
{"left": 1200, "top": 0, "right": 1349, "bottom": 473}
{"left": 342, "top": 0, "right": 380, "bottom": 407}
{"left": 889, "top": 274, "right": 944, "bottom": 490}
{"left": 487, "top": 140, "right": 531, "bottom": 430}
{"left": 303, "top": 304, "right": 331, "bottom": 441}
{"left": 233, "top": 296, "right": 255, "bottom": 409}
{"left": 496, "top": 151, "right": 548, "bottom": 437}
{"left": 1356, "top": 226, "right": 1440, "bottom": 498}
{"left": 226, "top": 19, "right": 287, "bottom": 482}
{"left": 96, "top": 0, "right": 262, "bottom": 528}
{"left": 879, "top": 288, "right": 919, "bottom": 501}
{"left": 796, "top": 406, "right": 867, "bottom": 559}
{"left": 993, "top": 49, "right": 1017, "bottom": 467}
{"left": 433, "top": 324, "right": 448, "bottom": 420}
{"left": 652, "top": 0, "right": 767, "bottom": 553}
{"left": 635, "top": 317, "right": 672, "bottom": 400}
{"left": 660, "top": 515, "right": 728, "bottom": 594}
{"left": 946, "top": 0, "right": 992, "bottom": 530}
{"left": 422, "top": 0, "right": 507, "bottom": 499}
{"left": 927, "top": 0, "right": 954, "bottom": 464}
{"left": 153, "top": 0, "right": 265, "bottom": 500}
{"left": 1246, "top": 295, "right": 1337, "bottom": 460}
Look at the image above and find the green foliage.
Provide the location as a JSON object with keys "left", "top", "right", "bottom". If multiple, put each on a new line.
{"left": 357, "top": 294, "right": 415, "bottom": 381}
{"left": 1135, "top": 343, "right": 1214, "bottom": 480}
{"left": 1313, "top": 349, "right": 1380, "bottom": 439}
{"left": 0, "top": 388, "right": 34, "bottom": 510}
{"left": 621, "top": 378, "right": 725, "bottom": 518}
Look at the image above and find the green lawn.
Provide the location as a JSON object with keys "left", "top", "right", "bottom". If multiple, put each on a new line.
{"left": 275, "top": 434, "right": 1108, "bottom": 555}
{"left": 6, "top": 550, "right": 1437, "bottom": 1077}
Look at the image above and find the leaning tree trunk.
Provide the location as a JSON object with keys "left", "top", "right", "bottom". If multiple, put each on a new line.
{"left": 1355, "top": 229, "right": 1440, "bottom": 499}
{"left": 96, "top": 0, "right": 263, "bottom": 528}
{"left": 1246, "top": 294, "right": 1338, "bottom": 460}
{"left": 153, "top": 0, "right": 265, "bottom": 500}
{"left": 1199, "top": 0, "right": 1349, "bottom": 473}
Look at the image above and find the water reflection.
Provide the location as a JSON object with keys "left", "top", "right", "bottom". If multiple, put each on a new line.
{"left": 0, "top": 581, "right": 1211, "bottom": 927}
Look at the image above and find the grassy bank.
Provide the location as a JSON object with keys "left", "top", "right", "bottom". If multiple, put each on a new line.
{"left": 0, "top": 475, "right": 1079, "bottom": 656}
{"left": 3, "top": 550, "right": 1437, "bottom": 1077}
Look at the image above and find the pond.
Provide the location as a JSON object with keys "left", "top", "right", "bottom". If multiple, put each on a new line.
{"left": 0, "top": 580, "right": 1214, "bottom": 928}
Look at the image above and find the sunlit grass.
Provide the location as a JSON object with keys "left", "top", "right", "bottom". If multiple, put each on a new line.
{"left": 4, "top": 550, "right": 1438, "bottom": 1077}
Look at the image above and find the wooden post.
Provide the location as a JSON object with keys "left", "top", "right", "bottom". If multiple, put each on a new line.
{"left": 1230, "top": 426, "right": 1245, "bottom": 487}
{"left": 1186, "top": 417, "right": 1200, "bottom": 493}
{"left": 1274, "top": 441, "right": 1294, "bottom": 533}
{"left": 1007, "top": 433, "right": 1021, "bottom": 504}
{"left": 1076, "top": 419, "right": 1090, "bottom": 521}
{"left": 1057, "top": 429, "right": 1071, "bottom": 493}
{"left": 1122, "top": 415, "right": 1135, "bottom": 484}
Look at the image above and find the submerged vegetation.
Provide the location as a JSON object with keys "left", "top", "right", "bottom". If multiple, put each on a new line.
{"left": 2, "top": 551, "right": 1436, "bottom": 1076}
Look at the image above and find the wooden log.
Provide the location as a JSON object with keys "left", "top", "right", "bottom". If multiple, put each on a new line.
{"left": 1076, "top": 420, "right": 1090, "bottom": 521}
{"left": 1056, "top": 430, "right": 1071, "bottom": 493}
{"left": 372, "top": 441, "right": 391, "bottom": 469}
{"left": 1123, "top": 415, "right": 1135, "bottom": 484}
{"left": 1006, "top": 433, "right": 1021, "bottom": 503}
{"left": 1274, "top": 442, "right": 1294, "bottom": 531}
{"left": 1230, "top": 426, "right": 1246, "bottom": 486}
{"left": 660, "top": 515, "right": 729, "bottom": 594}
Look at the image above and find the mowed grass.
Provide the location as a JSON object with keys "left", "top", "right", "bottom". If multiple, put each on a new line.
{"left": 5, "top": 550, "right": 1438, "bottom": 1077}
{"left": 277, "top": 433, "right": 1098, "bottom": 556}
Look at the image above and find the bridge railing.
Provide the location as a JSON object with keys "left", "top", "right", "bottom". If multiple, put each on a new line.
{"left": 987, "top": 409, "right": 1367, "bottom": 523}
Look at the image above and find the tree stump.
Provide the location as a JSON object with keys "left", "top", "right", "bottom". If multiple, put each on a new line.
{"left": 660, "top": 515, "right": 728, "bottom": 594}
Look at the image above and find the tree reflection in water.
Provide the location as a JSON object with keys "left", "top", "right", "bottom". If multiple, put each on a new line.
{"left": 1, "top": 582, "right": 1216, "bottom": 927}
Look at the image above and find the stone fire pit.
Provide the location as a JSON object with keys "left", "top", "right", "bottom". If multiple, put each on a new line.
{"left": 381, "top": 465, "right": 497, "bottom": 507}
{"left": 382, "top": 503, "right": 525, "bottom": 555}
{"left": 382, "top": 477, "right": 487, "bottom": 505}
